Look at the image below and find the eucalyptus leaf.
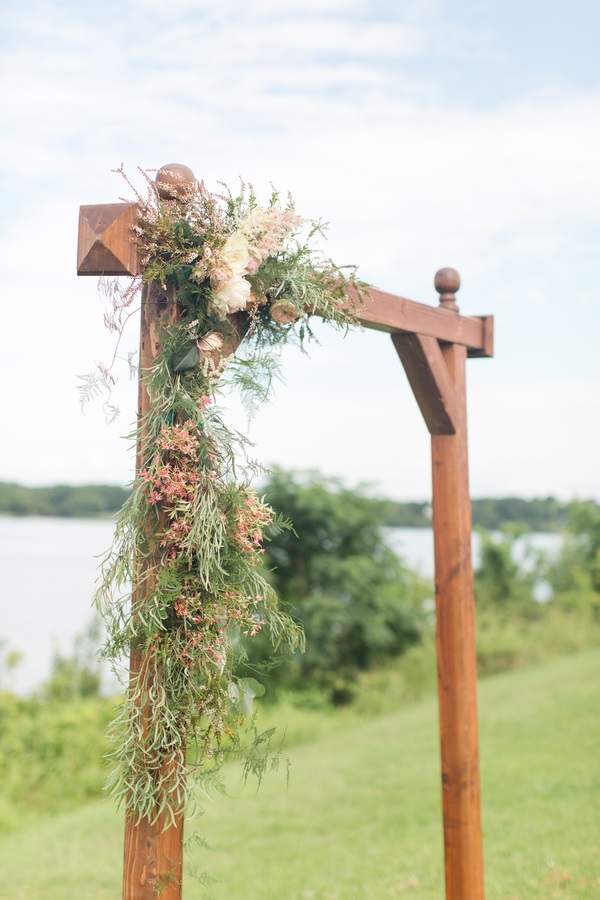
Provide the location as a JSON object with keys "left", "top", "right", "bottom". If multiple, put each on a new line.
{"left": 172, "top": 340, "right": 200, "bottom": 372}
{"left": 240, "top": 693, "right": 254, "bottom": 716}
{"left": 239, "top": 677, "right": 266, "bottom": 699}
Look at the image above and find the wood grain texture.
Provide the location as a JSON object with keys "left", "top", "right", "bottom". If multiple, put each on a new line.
{"left": 466, "top": 315, "right": 494, "bottom": 359}
{"left": 431, "top": 342, "right": 485, "bottom": 899}
{"left": 353, "top": 285, "right": 493, "bottom": 357}
{"left": 123, "top": 281, "right": 184, "bottom": 900}
{"left": 391, "top": 333, "right": 458, "bottom": 435}
{"left": 77, "top": 203, "right": 139, "bottom": 276}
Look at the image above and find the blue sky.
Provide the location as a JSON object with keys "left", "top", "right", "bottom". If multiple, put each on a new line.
{"left": 0, "top": 0, "right": 599, "bottom": 501}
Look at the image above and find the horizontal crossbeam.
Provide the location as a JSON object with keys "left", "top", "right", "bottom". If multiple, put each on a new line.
{"left": 77, "top": 202, "right": 494, "bottom": 358}
{"left": 353, "top": 286, "right": 493, "bottom": 357}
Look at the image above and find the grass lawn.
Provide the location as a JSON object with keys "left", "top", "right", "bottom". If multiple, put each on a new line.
{"left": 0, "top": 649, "right": 598, "bottom": 898}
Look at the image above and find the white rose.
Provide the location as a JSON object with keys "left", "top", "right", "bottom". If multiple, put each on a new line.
{"left": 216, "top": 275, "right": 252, "bottom": 314}
{"left": 208, "top": 292, "right": 229, "bottom": 318}
{"left": 221, "top": 232, "right": 251, "bottom": 276}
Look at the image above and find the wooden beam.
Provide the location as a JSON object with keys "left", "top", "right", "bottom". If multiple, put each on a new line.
{"left": 123, "top": 281, "right": 184, "bottom": 900}
{"left": 392, "top": 333, "right": 458, "bottom": 435}
{"left": 353, "top": 285, "right": 493, "bottom": 357}
{"left": 431, "top": 342, "right": 485, "bottom": 899}
{"left": 77, "top": 202, "right": 494, "bottom": 358}
{"left": 466, "top": 315, "right": 494, "bottom": 359}
{"left": 123, "top": 288, "right": 248, "bottom": 900}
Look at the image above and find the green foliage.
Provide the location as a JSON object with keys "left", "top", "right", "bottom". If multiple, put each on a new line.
{"left": 2, "top": 480, "right": 596, "bottom": 533}
{"left": 90, "top": 175, "right": 365, "bottom": 827}
{"left": 42, "top": 619, "right": 104, "bottom": 702}
{"left": 472, "top": 514, "right": 600, "bottom": 675}
{"left": 0, "top": 694, "right": 114, "bottom": 827}
{"left": 375, "top": 498, "right": 432, "bottom": 527}
{"left": 0, "top": 482, "right": 130, "bottom": 518}
{"left": 473, "top": 530, "right": 539, "bottom": 613}
{"left": 370, "top": 495, "right": 588, "bottom": 531}
{"left": 240, "top": 470, "right": 428, "bottom": 703}
{"left": 0, "top": 621, "right": 112, "bottom": 832}
{"left": 470, "top": 495, "right": 573, "bottom": 531}
{"left": 544, "top": 500, "right": 600, "bottom": 613}
{"left": 0, "top": 690, "right": 114, "bottom": 832}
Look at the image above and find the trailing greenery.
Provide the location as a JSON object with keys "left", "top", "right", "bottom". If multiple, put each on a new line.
{"left": 86, "top": 170, "right": 367, "bottom": 828}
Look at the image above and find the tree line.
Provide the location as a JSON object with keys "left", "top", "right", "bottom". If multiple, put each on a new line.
{"left": 0, "top": 479, "right": 596, "bottom": 531}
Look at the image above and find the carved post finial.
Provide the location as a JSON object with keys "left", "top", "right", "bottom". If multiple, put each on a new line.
{"left": 155, "top": 163, "right": 197, "bottom": 199}
{"left": 435, "top": 267, "right": 460, "bottom": 312}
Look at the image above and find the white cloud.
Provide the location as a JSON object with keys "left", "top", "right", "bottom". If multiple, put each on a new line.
{"left": 0, "top": 0, "right": 598, "bottom": 498}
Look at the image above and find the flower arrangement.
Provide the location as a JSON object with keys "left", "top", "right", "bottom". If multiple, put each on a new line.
{"left": 90, "top": 166, "right": 366, "bottom": 826}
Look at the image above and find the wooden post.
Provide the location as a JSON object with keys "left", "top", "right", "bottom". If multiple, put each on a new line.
{"left": 121, "top": 170, "right": 248, "bottom": 899}
{"left": 121, "top": 165, "right": 198, "bottom": 899}
{"left": 431, "top": 269, "right": 485, "bottom": 899}
{"left": 122, "top": 279, "right": 185, "bottom": 900}
{"left": 392, "top": 267, "right": 485, "bottom": 898}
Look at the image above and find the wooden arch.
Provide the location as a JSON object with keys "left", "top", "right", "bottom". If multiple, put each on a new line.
{"left": 77, "top": 164, "right": 493, "bottom": 900}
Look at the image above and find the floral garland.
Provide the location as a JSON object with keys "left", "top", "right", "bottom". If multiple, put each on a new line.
{"left": 91, "top": 166, "right": 365, "bottom": 825}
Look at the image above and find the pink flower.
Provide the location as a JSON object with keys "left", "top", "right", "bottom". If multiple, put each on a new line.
{"left": 270, "top": 300, "right": 299, "bottom": 325}
{"left": 197, "top": 333, "right": 223, "bottom": 353}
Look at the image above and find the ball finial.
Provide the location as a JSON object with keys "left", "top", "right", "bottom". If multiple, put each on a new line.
{"left": 155, "top": 163, "right": 197, "bottom": 199}
{"left": 435, "top": 267, "right": 460, "bottom": 311}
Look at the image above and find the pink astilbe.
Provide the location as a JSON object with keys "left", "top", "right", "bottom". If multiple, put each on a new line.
{"left": 240, "top": 206, "right": 303, "bottom": 266}
{"left": 231, "top": 490, "right": 274, "bottom": 558}
{"left": 139, "top": 422, "right": 205, "bottom": 506}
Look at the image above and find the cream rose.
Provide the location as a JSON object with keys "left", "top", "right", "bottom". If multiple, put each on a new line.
{"left": 221, "top": 232, "right": 251, "bottom": 276}
{"left": 216, "top": 275, "right": 252, "bottom": 314}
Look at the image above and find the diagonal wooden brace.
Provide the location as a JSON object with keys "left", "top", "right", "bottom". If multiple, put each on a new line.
{"left": 392, "top": 332, "right": 459, "bottom": 435}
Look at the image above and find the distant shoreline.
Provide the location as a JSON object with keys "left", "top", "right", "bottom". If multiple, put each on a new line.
{"left": 1, "top": 481, "right": 595, "bottom": 531}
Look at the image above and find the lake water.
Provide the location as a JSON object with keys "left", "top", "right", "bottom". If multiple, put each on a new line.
{"left": 0, "top": 516, "right": 562, "bottom": 695}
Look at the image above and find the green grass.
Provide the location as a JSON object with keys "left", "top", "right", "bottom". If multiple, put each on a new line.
{"left": 0, "top": 649, "right": 598, "bottom": 898}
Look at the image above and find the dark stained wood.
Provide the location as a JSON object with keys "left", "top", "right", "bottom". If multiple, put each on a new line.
{"left": 467, "top": 315, "right": 494, "bottom": 359}
{"left": 434, "top": 267, "right": 460, "bottom": 311}
{"left": 351, "top": 285, "right": 493, "bottom": 356}
{"left": 123, "top": 281, "right": 184, "bottom": 900}
{"left": 392, "top": 333, "right": 458, "bottom": 435}
{"left": 78, "top": 203, "right": 139, "bottom": 276}
{"left": 156, "top": 163, "right": 197, "bottom": 199}
{"left": 431, "top": 341, "right": 485, "bottom": 900}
